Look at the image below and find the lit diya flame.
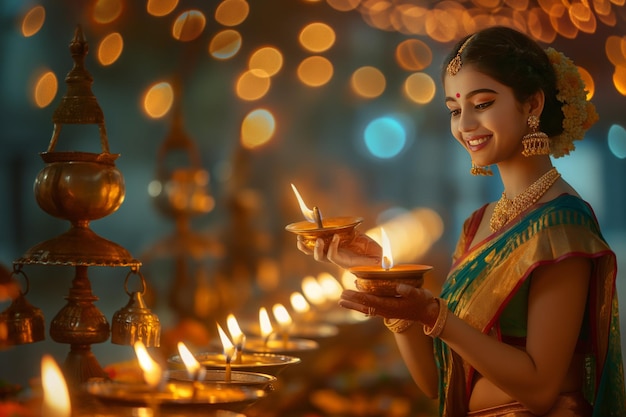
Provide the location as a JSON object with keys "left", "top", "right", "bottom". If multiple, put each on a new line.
{"left": 272, "top": 303, "right": 293, "bottom": 347}
{"left": 348, "top": 226, "right": 433, "bottom": 296}
{"left": 134, "top": 340, "right": 164, "bottom": 389}
{"left": 177, "top": 341, "right": 206, "bottom": 381}
{"left": 291, "top": 183, "right": 323, "bottom": 227}
{"left": 258, "top": 307, "right": 274, "bottom": 345}
{"left": 381, "top": 227, "right": 393, "bottom": 270}
{"left": 226, "top": 314, "right": 246, "bottom": 363}
{"left": 317, "top": 272, "right": 343, "bottom": 301}
{"left": 290, "top": 291, "right": 310, "bottom": 314}
{"left": 302, "top": 275, "right": 327, "bottom": 308}
{"left": 217, "top": 323, "right": 235, "bottom": 382}
{"left": 41, "top": 354, "right": 71, "bottom": 417}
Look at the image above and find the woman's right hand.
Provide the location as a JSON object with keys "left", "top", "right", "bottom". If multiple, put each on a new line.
{"left": 297, "top": 232, "right": 383, "bottom": 269}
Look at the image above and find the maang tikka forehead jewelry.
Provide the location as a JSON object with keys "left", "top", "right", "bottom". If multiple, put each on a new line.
{"left": 447, "top": 34, "right": 476, "bottom": 76}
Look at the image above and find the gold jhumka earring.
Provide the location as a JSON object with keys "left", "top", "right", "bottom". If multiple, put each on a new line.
{"left": 522, "top": 115, "right": 550, "bottom": 156}
{"left": 470, "top": 162, "right": 493, "bottom": 176}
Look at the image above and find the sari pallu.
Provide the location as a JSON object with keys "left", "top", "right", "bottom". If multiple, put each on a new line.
{"left": 434, "top": 194, "right": 625, "bottom": 417}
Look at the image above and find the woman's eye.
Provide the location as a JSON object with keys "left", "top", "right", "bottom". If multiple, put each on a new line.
{"left": 449, "top": 108, "right": 461, "bottom": 117}
{"left": 476, "top": 100, "right": 494, "bottom": 110}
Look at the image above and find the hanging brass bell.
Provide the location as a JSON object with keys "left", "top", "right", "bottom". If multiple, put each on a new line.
{"left": 111, "top": 269, "right": 160, "bottom": 347}
{"left": 0, "top": 270, "right": 45, "bottom": 345}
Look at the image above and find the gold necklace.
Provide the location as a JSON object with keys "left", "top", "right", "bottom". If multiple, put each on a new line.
{"left": 490, "top": 167, "right": 561, "bottom": 232}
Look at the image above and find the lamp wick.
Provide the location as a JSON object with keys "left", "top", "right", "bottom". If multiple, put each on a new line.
{"left": 313, "top": 206, "right": 323, "bottom": 228}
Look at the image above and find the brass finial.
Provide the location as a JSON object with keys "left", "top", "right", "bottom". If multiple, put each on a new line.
{"left": 49, "top": 25, "right": 109, "bottom": 153}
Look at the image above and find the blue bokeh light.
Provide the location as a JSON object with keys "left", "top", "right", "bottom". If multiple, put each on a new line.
{"left": 608, "top": 124, "right": 626, "bottom": 159}
{"left": 363, "top": 116, "right": 407, "bottom": 159}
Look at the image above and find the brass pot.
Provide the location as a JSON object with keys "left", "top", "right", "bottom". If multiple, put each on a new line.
{"left": 34, "top": 151, "right": 125, "bottom": 222}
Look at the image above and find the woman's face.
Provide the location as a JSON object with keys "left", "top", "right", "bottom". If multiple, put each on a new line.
{"left": 444, "top": 65, "right": 529, "bottom": 167}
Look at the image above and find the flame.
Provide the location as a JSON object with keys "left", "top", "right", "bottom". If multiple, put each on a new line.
{"left": 317, "top": 272, "right": 343, "bottom": 301}
{"left": 133, "top": 340, "right": 163, "bottom": 388}
{"left": 272, "top": 303, "right": 293, "bottom": 329}
{"left": 302, "top": 275, "right": 327, "bottom": 306}
{"left": 258, "top": 307, "right": 274, "bottom": 339}
{"left": 217, "top": 323, "right": 235, "bottom": 359}
{"left": 290, "top": 183, "right": 316, "bottom": 223}
{"left": 41, "top": 354, "right": 71, "bottom": 417}
{"left": 290, "top": 291, "right": 310, "bottom": 314}
{"left": 381, "top": 227, "right": 393, "bottom": 270}
{"left": 177, "top": 341, "right": 205, "bottom": 380}
{"left": 226, "top": 314, "right": 245, "bottom": 345}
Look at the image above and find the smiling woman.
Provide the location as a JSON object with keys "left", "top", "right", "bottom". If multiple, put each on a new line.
{"left": 296, "top": 26, "right": 626, "bottom": 417}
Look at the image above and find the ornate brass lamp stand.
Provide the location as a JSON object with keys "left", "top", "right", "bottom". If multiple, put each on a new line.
{"left": 12, "top": 26, "right": 159, "bottom": 387}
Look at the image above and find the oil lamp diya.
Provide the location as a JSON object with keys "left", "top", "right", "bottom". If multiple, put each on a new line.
{"left": 85, "top": 341, "right": 266, "bottom": 412}
{"left": 241, "top": 292, "right": 339, "bottom": 340}
{"left": 168, "top": 317, "right": 301, "bottom": 377}
{"left": 168, "top": 342, "right": 277, "bottom": 390}
{"left": 285, "top": 184, "right": 363, "bottom": 254}
{"left": 84, "top": 378, "right": 266, "bottom": 411}
{"left": 348, "top": 228, "right": 432, "bottom": 297}
{"left": 168, "top": 351, "right": 301, "bottom": 377}
{"left": 241, "top": 307, "right": 319, "bottom": 356}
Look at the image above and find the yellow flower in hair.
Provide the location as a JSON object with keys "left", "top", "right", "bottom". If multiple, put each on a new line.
{"left": 545, "top": 47, "right": 599, "bottom": 158}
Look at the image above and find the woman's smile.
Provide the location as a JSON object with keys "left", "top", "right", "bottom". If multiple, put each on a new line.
{"left": 466, "top": 134, "right": 492, "bottom": 151}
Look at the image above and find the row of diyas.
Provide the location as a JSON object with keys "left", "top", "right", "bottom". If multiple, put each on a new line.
{"left": 83, "top": 340, "right": 273, "bottom": 413}
{"left": 26, "top": 347, "right": 264, "bottom": 417}
{"left": 286, "top": 184, "right": 432, "bottom": 297}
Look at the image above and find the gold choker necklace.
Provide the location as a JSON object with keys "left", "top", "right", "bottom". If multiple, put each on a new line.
{"left": 490, "top": 168, "right": 561, "bottom": 232}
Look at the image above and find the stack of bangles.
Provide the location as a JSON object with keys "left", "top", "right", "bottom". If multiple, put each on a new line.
{"left": 383, "top": 297, "right": 449, "bottom": 338}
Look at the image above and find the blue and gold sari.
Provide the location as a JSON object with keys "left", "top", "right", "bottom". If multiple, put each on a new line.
{"left": 435, "top": 194, "right": 625, "bottom": 416}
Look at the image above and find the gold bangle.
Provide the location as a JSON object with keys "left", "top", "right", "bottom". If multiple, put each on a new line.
{"left": 423, "top": 298, "right": 448, "bottom": 338}
{"left": 384, "top": 318, "right": 416, "bottom": 334}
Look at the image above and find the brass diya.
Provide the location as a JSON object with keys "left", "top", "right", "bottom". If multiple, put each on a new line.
{"left": 349, "top": 264, "right": 432, "bottom": 297}
{"left": 84, "top": 377, "right": 266, "bottom": 411}
{"left": 243, "top": 337, "right": 319, "bottom": 356}
{"left": 168, "top": 351, "right": 301, "bottom": 376}
{"left": 168, "top": 369, "right": 276, "bottom": 390}
{"left": 285, "top": 216, "right": 364, "bottom": 254}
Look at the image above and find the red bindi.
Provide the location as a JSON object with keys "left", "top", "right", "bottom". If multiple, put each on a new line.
{"left": 456, "top": 93, "right": 461, "bottom": 98}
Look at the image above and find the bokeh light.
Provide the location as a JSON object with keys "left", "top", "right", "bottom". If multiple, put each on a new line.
{"left": 577, "top": 66, "right": 594, "bottom": 100}
{"left": 241, "top": 108, "right": 276, "bottom": 149}
{"left": 371, "top": 206, "right": 444, "bottom": 261}
{"left": 326, "top": 0, "right": 360, "bottom": 12}
{"left": 209, "top": 30, "right": 242, "bottom": 60}
{"left": 395, "top": 39, "right": 432, "bottom": 71}
{"left": 363, "top": 117, "right": 407, "bottom": 159}
{"left": 147, "top": 0, "right": 178, "bottom": 17}
{"left": 97, "top": 32, "right": 124, "bottom": 66}
{"left": 608, "top": 124, "right": 626, "bottom": 159}
{"left": 215, "top": 0, "right": 249, "bottom": 26}
{"left": 614, "top": 65, "right": 626, "bottom": 96}
{"left": 21, "top": 5, "right": 45, "bottom": 37}
{"left": 172, "top": 10, "right": 206, "bottom": 42}
{"left": 605, "top": 36, "right": 626, "bottom": 67}
{"left": 236, "top": 69, "right": 271, "bottom": 101}
{"left": 297, "top": 56, "right": 333, "bottom": 87}
{"left": 249, "top": 47, "right": 283, "bottom": 77}
{"left": 403, "top": 72, "right": 436, "bottom": 104}
{"left": 92, "top": 0, "right": 123, "bottom": 24}
{"left": 299, "top": 22, "right": 336, "bottom": 53}
{"left": 142, "top": 81, "right": 174, "bottom": 118}
{"left": 32, "top": 70, "right": 58, "bottom": 108}
{"left": 350, "top": 66, "right": 386, "bottom": 99}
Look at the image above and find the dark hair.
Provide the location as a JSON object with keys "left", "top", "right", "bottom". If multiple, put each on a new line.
{"left": 442, "top": 26, "right": 564, "bottom": 137}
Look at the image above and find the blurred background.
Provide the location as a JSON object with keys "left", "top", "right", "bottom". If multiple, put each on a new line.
{"left": 1, "top": 0, "right": 625, "bottom": 416}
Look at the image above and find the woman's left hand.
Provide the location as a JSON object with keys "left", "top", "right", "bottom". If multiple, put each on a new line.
{"left": 339, "top": 283, "right": 439, "bottom": 325}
